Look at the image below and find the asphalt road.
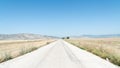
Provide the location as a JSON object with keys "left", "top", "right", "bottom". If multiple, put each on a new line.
{"left": 0, "top": 40, "right": 118, "bottom": 68}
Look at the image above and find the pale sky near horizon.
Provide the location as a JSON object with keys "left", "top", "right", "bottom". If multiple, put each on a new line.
{"left": 0, "top": 0, "right": 120, "bottom": 36}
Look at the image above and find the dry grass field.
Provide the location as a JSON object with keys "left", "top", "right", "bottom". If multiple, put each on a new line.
{"left": 65, "top": 38, "right": 120, "bottom": 66}
{"left": 0, "top": 39, "right": 55, "bottom": 63}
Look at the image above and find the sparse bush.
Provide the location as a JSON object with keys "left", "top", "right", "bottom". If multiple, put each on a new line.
{"left": 4, "top": 52, "right": 13, "bottom": 61}
{"left": 0, "top": 53, "right": 4, "bottom": 62}
{"left": 66, "top": 37, "right": 70, "bottom": 39}
{"left": 20, "top": 46, "right": 38, "bottom": 55}
{"left": 20, "top": 47, "right": 27, "bottom": 55}
{"left": 46, "top": 42, "right": 50, "bottom": 44}
{"left": 0, "top": 52, "right": 13, "bottom": 62}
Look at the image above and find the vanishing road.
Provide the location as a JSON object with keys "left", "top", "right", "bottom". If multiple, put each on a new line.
{"left": 0, "top": 40, "right": 118, "bottom": 68}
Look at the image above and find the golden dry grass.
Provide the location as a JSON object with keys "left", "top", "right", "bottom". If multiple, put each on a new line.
{"left": 65, "top": 38, "right": 120, "bottom": 66}
{"left": 0, "top": 39, "right": 55, "bottom": 63}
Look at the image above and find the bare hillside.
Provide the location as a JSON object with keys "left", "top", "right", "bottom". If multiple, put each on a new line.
{"left": 0, "top": 33, "right": 58, "bottom": 40}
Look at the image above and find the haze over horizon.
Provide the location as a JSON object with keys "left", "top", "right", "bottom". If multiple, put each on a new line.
{"left": 0, "top": 0, "right": 120, "bottom": 37}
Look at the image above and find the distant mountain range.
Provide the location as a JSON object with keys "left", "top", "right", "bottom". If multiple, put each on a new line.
{"left": 0, "top": 33, "right": 58, "bottom": 40}
{"left": 69, "top": 34, "right": 120, "bottom": 38}
{"left": 0, "top": 33, "right": 120, "bottom": 40}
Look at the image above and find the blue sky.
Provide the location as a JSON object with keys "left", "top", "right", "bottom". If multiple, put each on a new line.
{"left": 0, "top": 0, "right": 120, "bottom": 36}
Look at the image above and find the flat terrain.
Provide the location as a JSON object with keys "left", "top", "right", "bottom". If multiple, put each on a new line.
{"left": 0, "top": 40, "right": 118, "bottom": 68}
{"left": 0, "top": 39, "right": 54, "bottom": 63}
{"left": 66, "top": 38, "right": 120, "bottom": 66}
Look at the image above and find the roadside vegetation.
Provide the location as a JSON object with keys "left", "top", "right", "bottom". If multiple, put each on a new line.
{"left": 0, "top": 39, "right": 54, "bottom": 63}
{"left": 65, "top": 38, "right": 120, "bottom": 66}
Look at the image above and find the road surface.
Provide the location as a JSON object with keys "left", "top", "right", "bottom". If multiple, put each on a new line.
{"left": 0, "top": 40, "right": 118, "bottom": 68}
